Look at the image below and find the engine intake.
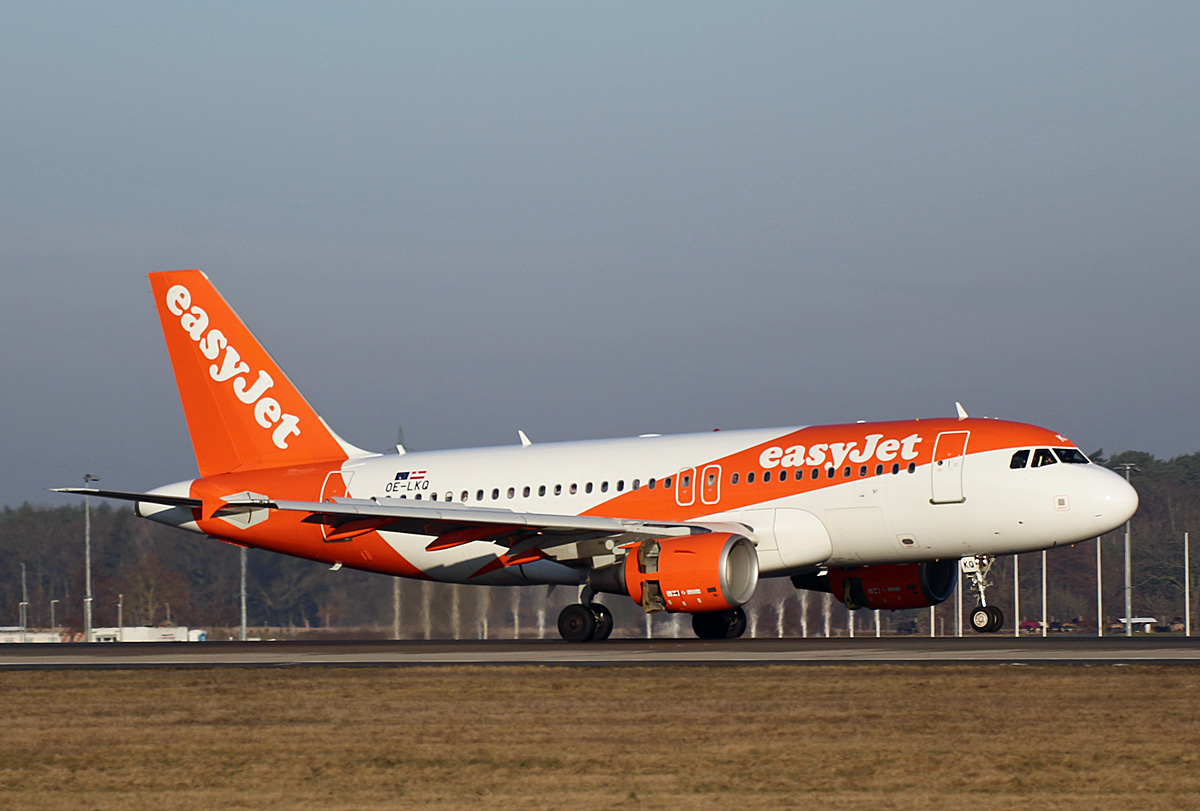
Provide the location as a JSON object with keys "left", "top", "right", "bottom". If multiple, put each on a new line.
{"left": 589, "top": 532, "right": 759, "bottom": 613}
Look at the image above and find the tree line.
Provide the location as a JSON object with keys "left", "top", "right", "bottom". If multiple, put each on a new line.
{"left": 1, "top": 449, "right": 1197, "bottom": 638}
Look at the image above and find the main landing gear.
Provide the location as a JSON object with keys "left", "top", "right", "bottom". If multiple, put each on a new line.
{"left": 557, "top": 589, "right": 614, "bottom": 643}
{"left": 557, "top": 588, "right": 750, "bottom": 642}
{"left": 963, "top": 555, "right": 1004, "bottom": 633}
{"left": 692, "top": 607, "right": 748, "bottom": 640}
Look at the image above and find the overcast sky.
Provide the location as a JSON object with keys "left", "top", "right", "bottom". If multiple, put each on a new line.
{"left": 3, "top": 2, "right": 1198, "bottom": 508}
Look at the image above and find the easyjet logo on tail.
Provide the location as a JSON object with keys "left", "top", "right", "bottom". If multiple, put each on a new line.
{"left": 165, "top": 284, "right": 301, "bottom": 450}
{"left": 758, "top": 433, "right": 923, "bottom": 470}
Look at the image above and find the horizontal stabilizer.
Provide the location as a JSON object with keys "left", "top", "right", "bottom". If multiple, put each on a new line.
{"left": 50, "top": 487, "right": 200, "bottom": 508}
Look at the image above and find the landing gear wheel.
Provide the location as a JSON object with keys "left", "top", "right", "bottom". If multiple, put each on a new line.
{"left": 985, "top": 605, "right": 1004, "bottom": 633}
{"left": 692, "top": 608, "right": 748, "bottom": 640}
{"left": 970, "top": 605, "right": 1005, "bottom": 633}
{"left": 725, "top": 607, "right": 747, "bottom": 639}
{"left": 558, "top": 603, "right": 597, "bottom": 643}
{"left": 692, "top": 611, "right": 727, "bottom": 640}
{"left": 591, "top": 603, "right": 613, "bottom": 642}
{"left": 970, "top": 606, "right": 993, "bottom": 633}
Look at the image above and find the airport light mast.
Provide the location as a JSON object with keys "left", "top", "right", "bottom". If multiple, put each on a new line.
{"left": 84, "top": 473, "right": 98, "bottom": 642}
{"left": 1114, "top": 463, "right": 1137, "bottom": 637}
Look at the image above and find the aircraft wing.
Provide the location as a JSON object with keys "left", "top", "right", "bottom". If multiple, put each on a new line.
{"left": 52, "top": 488, "right": 724, "bottom": 567}
{"left": 252, "top": 496, "right": 710, "bottom": 566}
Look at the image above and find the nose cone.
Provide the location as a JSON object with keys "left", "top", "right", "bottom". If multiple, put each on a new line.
{"left": 1092, "top": 468, "right": 1139, "bottom": 535}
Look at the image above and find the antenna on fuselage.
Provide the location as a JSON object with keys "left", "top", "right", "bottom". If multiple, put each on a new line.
{"left": 396, "top": 425, "right": 408, "bottom": 455}
{"left": 955, "top": 402, "right": 969, "bottom": 420}
{"left": 518, "top": 430, "right": 532, "bottom": 447}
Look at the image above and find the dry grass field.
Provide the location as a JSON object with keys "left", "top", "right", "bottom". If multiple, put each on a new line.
{"left": 0, "top": 665, "right": 1197, "bottom": 810}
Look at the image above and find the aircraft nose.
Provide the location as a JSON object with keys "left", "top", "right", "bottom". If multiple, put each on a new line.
{"left": 1092, "top": 468, "right": 1139, "bottom": 534}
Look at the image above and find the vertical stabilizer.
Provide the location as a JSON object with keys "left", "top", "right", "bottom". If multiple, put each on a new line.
{"left": 149, "top": 270, "right": 364, "bottom": 476}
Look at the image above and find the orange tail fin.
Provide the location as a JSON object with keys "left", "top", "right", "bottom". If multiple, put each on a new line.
{"left": 149, "top": 270, "right": 364, "bottom": 476}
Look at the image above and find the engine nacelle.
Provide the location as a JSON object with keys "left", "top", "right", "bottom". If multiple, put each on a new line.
{"left": 791, "top": 559, "right": 957, "bottom": 611}
{"left": 589, "top": 532, "right": 759, "bottom": 613}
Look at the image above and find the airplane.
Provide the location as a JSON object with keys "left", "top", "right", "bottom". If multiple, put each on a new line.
{"left": 56, "top": 269, "right": 1139, "bottom": 641}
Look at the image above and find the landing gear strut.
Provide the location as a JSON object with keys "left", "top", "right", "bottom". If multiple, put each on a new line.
{"left": 963, "top": 555, "right": 1004, "bottom": 633}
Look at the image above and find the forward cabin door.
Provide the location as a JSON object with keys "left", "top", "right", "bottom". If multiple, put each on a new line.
{"left": 930, "top": 431, "right": 969, "bottom": 504}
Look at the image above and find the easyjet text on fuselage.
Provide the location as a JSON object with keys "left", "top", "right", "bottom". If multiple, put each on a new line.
{"left": 757, "top": 433, "right": 923, "bottom": 471}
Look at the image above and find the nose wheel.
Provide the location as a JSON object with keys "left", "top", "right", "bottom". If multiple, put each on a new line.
{"left": 970, "top": 605, "right": 1004, "bottom": 633}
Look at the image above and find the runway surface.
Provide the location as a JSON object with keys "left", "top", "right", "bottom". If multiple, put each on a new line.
{"left": 3, "top": 635, "right": 1199, "bottom": 669}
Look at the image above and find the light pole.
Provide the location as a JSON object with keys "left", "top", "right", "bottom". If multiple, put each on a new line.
{"left": 240, "top": 545, "right": 247, "bottom": 642}
{"left": 1186, "top": 531, "right": 1191, "bottom": 638}
{"left": 1013, "top": 554, "right": 1020, "bottom": 638}
{"left": 1096, "top": 536, "right": 1104, "bottom": 637}
{"left": 20, "top": 562, "right": 28, "bottom": 642}
{"left": 84, "top": 473, "right": 99, "bottom": 642}
{"left": 117, "top": 593, "right": 123, "bottom": 642}
{"left": 1041, "top": 549, "right": 1048, "bottom": 638}
{"left": 50, "top": 599, "right": 59, "bottom": 629}
{"left": 1115, "top": 463, "right": 1137, "bottom": 637}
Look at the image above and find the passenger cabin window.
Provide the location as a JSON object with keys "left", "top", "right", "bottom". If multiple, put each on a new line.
{"left": 491, "top": 488, "right": 500, "bottom": 500}
{"left": 461, "top": 491, "right": 469, "bottom": 502}
{"left": 476, "top": 490, "right": 484, "bottom": 501}
{"left": 763, "top": 471, "right": 771, "bottom": 483}
{"left": 554, "top": 484, "right": 562, "bottom": 495}
{"left": 664, "top": 477, "right": 672, "bottom": 488}
{"left": 539, "top": 485, "right": 546, "bottom": 496}
{"left": 617, "top": 480, "right": 625, "bottom": 492}
{"left": 523, "top": 486, "right": 531, "bottom": 497}
{"left": 747, "top": 472, "right": 756, "bottom": 484}
{"left": 1031, "top": 448, "right": 1058, "bottom": 468}
{"left": 1054, "top": 448, "right": 1090, "bottom": 464}
{"left": 1010, "top": 449, "right": 1030, "bottom": 469}
{"left": 586, "top": 482, "right": 594, "bottom": 494}
{"left": 731, "top": 472, "right": 740, "bottom": 485}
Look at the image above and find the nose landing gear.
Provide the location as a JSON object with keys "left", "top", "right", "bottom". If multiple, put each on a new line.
{"left": 963, "top": 556, "right": 1004, "bottom": 633}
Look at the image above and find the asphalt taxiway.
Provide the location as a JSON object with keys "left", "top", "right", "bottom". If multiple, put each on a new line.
{"left": 2, "top": 636, "right": 1199, "bottom": 669}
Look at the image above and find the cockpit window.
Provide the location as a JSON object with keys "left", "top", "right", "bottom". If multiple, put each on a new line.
{"left": 1031, "top": 448, "right": 1058, "bottom": 468}
{"left": 1010, "top": 449, "right": 1030, "bottom": 469}
{"left": 1053, "top": 447, "right": 1090, "bottom": 464}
